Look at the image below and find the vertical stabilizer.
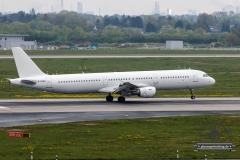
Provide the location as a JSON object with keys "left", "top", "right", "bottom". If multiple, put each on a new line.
{"left": 12, "top": 47, "right": 46, "bottom": 78}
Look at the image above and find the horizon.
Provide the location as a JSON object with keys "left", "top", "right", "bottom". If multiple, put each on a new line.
{"left": 0, "top": 0, "right": 240, "bottom": 16}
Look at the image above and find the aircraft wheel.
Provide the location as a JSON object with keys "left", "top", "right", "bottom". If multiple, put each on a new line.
{"left": 191, "top": 96, "right": 195, "bottom": 100}
{"left": 106, "top": 96, "right": 113, "bottom": 102}
{"left": 118, "top": 96, "right": 125, "bottom": 102}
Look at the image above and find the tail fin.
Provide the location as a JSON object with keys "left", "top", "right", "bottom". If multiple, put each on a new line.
{"left": 12, "top": 47, "right": 46, "bottom": 78}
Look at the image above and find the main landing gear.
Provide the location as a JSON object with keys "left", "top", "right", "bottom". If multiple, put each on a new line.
{"left": 106, "top": 95, "right": 113, "bottom": 102}
{"left": 118, "top": 96, "right": 125, "bottom": 102}
{"left": 105, "top": 95, "right": 126, "bottom": 102}
{"left": 190, "top": 89, "right": 195, "bottom": 100}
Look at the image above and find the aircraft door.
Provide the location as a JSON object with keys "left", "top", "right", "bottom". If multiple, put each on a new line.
{"left": 46, "top": 77, "right": 52, "bottom": 88}
{"left": 153, "top": 74, "right": 158, "bottom": 84}
{"left": 103, "top": 76, "right": 108, "bottom": 85}
{"left": 192, "top": 71, "right": 198, "bottom": 82}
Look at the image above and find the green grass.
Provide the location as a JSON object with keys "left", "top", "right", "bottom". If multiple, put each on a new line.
{"left": 1, "top": 48, "right": 240, "bottom": 55}
{"left": 0, "top": 115, "right": 239, "bottom": 159}
{"left": 0, "top": 57, "right": 240, "bottom": 98}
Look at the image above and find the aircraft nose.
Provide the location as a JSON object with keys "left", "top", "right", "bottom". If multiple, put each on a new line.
{"left": 211, "top": 77, "right": 215, "bottom": 85}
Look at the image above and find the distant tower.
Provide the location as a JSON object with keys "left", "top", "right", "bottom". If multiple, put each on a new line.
{"left": 154, "top": 2, "right": 160, "bottom": 14}
{"left": 236, "top": 6, "right": 240, "bottom": 14}
{"left": 78, "top": 2, "right": 83, "bottom": 14}
{"left": 2, "top": 3, "right": 4, "bottom": 13}
{"left": 167, "top": 8, "right": 172, "bottom": 15}
{"left": 61, "top": 0, "right": 63, "bottom": 10}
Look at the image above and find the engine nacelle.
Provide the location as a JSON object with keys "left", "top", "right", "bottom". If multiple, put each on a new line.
{"left": 131, "top": 87, "right": 156, "bottom": 98}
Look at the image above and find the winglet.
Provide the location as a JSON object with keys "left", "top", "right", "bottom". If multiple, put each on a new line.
{"left": 12, "top": 47, "right": 46, "bottom": 78}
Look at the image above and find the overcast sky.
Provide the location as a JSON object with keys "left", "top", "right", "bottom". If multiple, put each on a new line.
{"left": 1, "top": 0, "right": 240, "bottom": 15}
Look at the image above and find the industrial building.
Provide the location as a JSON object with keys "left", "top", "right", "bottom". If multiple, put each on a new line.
{"left": 166, "top": 41, "right": 183, "bottom": 49}
{"left": 0, "top": 34, "right": 37, "bottom": 50}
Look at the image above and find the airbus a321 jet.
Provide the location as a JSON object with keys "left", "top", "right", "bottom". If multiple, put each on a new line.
{"left": 8, "top": 47, "right": 215, "bottom": 102}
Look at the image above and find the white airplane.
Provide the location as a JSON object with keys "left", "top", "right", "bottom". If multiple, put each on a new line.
{"left": 8, "top": 47, "right": 215, "bottom": 102}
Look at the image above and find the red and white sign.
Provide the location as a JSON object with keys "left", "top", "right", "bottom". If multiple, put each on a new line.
{"left": 8, "top": 132, "right": 23, "bottom": 138}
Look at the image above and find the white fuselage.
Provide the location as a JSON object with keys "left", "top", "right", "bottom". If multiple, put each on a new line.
{"left": 10, "top": 69, "right": 215, "bottom": 94}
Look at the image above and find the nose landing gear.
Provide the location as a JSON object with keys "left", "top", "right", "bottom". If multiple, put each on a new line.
{"left": 190, "top": 89, "right": 195, "bottom": 100}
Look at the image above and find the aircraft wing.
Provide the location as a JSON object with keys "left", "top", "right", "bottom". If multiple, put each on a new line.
{"left": 98, "top": 82, "right": 150, "bottom": 94}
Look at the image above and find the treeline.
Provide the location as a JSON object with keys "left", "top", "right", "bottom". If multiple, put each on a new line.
{"left": 1, "top": 10, "right": 240, "bottom": 46}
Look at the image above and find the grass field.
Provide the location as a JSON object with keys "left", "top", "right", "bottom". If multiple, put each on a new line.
{"left": 0, "top": 57, "right": 240, "bottom": 98}
{"left": 0, "top": 115, "right": 239, "bottom": 159}
{"left": 1, "top": 48, "right": 240, "bottom": 55}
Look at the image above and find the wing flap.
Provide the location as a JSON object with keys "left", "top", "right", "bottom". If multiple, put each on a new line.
{"left": 98, "top": 82, "right": 151, "bottom": 94}
{"left": 98, "top": 86, "right": 119, "bottom": 93}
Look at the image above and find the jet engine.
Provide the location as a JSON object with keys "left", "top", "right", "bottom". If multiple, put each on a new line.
{"left": 131, "top": 87, "right": 156, "bottom": 98}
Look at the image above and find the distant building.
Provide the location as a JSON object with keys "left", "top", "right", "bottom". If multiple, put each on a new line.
{"left": 236, "top": 6, "right": 240, "bottom": 14}
{"left": 167, "top": 9, "right": 172, "bottom": 15}
{"left": 61, "top": 0, "right": 64, "bottom": 10}
{"left": 153, "top": 2, "right": 160, "bottom": 14}
{"left": 85, "top": 11, "right": 94, "bottom": 15}
{"left": 166, "top": 41, "right": 183, "bottom": 49}
{"left": 0, "top": 34, "right": 37, "bottom": 50}
{"left": 78, "top": 2, "right": 83, "bottom": 14}
{"left": 209, "top": 26, "right": 220, "bottom": 34}
{"left": 222, "top": 5, "right": 235, "bottom": 13}
{"left": 188, "top": 10, "right": 197, "bottom": 15}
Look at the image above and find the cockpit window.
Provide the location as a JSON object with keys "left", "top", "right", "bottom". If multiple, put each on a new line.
{"left": 203, "top": 74, "right": 208, "bottom": 77}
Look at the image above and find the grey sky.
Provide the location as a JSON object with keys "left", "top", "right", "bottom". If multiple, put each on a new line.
{"left": 1, "top": 0, "right": 240, "bottom": 15}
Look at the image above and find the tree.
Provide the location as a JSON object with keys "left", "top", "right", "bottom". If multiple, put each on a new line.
{"left": 18, "top": 11, "right": 26, "bottom": 23}
{"left": 145, "top": 22, "right": 158, "bottom": 33}
{"left": 231, "top": 25, "right": 240, "bottom": 38}
{"left": 167, "top": 16, "right": 175, "bottom": 25}
{"left": 28, "top": 20, "right": 54, "bottom": 31}
{"left": 197, "top": 13, "right": 214, "bottom": 25}
{"left": 221, "top": 20, "right": 230, "bottom": 32}
{"left": 62, "top": 16, "right": 87, "bottom": 31}
{"left": 110, "top": 17, "right": 120, "bottom": 26}
{"left": 95, "top": 19, "right": 104, "bottom": 30}
{"left": 197, "top": 13, "right": 214, "bottom": 32}
{"left": 131, "top": 16, "right": 143, "bottom": 28}
{"left": 226, "top": 34, "right": 240, "bottom": 46}
{"left": 143, "top": 15, "right": 157, "bottom": 27}
{"left": 103, "top": 16, "right": 110, "bottom": 26}
{"left": 1, "top": 15, "right": 8, "bottom": 23}
{"left": 30, "top": 8, "right": 35, "bottom": 15}
{"left": 0, "top": 24, "right": 10, "bottom": 33}
{"left": 194, "top": 28, "right": 206, "bottom": 35}
{"left": 131, "top": 29, "right": 144, "bottom": 42}
{"left": 174, "top": 20, "right": 184, "bottom": 29}
{"left": 185, "top": 24, "right": 193, "bottom": 30}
